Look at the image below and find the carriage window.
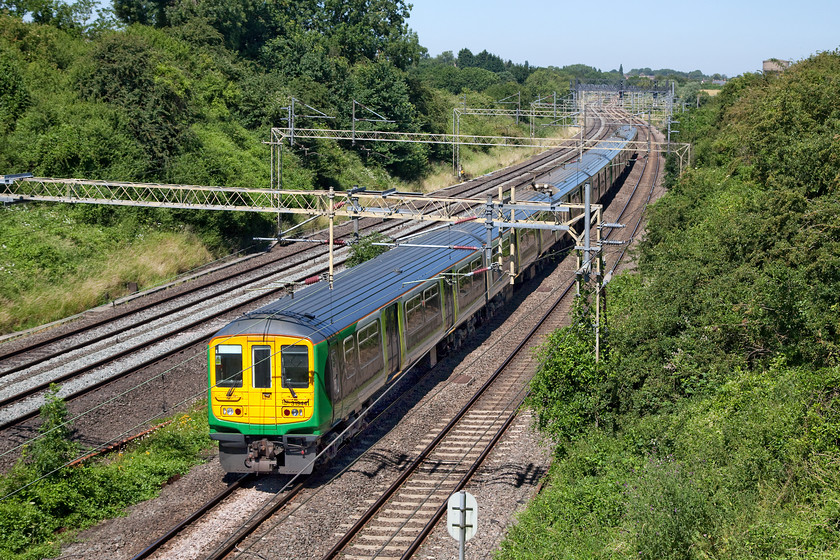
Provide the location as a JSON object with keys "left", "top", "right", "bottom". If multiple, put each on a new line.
{"left": 458, "top": 264, "right": 473, "bottom": 297}
{"left": 424, "top": 285, "right": 441, "bottom": 320}
{"left": 358, "top": 321, "right": 383, "bottom": 373}
{"left": 252, "top": 346, "right": 271, "bottom": 389}
{"left": 281, "top": 345, "right": 310, "bottom": 389}
{"left": 343, "top": 336, "right": 358, "bottom": 378}
{"left": 405, "top": 293, "right": 424, "bottom": 334}
{"left": 459, "top": 260, "right": 483, "bottom": 306}
{"left": 215, "top": 344, "right": 242, "bottom": 388}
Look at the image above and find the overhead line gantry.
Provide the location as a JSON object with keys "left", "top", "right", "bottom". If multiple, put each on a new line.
{"left": 0, "top": 174, "right": 604, "bottom": 289}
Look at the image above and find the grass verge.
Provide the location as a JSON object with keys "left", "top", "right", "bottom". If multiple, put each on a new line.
{"left": 0, "top": 204, "right": 213, "bottom": 334}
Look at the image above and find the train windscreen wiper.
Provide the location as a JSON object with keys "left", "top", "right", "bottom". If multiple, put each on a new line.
{"left": 284, "top": 376, "right": 298, "bottom": 399}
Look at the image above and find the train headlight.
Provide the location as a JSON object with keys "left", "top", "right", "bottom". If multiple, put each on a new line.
{"left": 222, "top": 407, "right": 233, "bottom": 416}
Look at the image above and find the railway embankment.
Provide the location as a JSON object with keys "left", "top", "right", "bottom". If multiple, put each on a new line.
{"left": 499, "top": 52, "right": 840, "bottom": 558}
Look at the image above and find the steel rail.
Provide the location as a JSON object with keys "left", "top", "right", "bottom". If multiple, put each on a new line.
{"left": 129, "top": 473, "right": 255, "bottom": 560}
{"left": 322, "top": 259, "right": 577, "bottom": 560}
{"left": 202, "top": 480, "right": 309, "bottom": 560}
{"left": 351, "top": 120, "right": 659, "bottom": 559}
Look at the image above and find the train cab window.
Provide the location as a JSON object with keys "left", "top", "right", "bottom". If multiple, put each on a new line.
{"left": 252, "top": 346, "right": 271, "bottom": 389}
{"left": 358, "top": 320, "right": 383, "bottom": 375}
{"left": 281, "top": 345, "right": 310, "bottom": 389}
{"left": 343, "top": 336, "right": 358, "bottom": 379}
{"left": 215, "top": 344, "right": 243, "bottom": 388}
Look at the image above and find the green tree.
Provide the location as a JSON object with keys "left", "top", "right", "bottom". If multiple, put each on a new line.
{"left": 113, "top": 0, "right": 169, "bottom": 27}
{"left": 457, "top": 47, "right": 474, "bottom": 67}
{"left": 167, "top": 0, "right": 271, "bottom": 56}
{"left": 318, "top": 0, "right": 419, "bottom": 69}
{"left": 524, "top": 67, "right": 570, "bottom": 97}
{"left": 350, "top": 59, "right": 429, "bottom": 178}
{"left": 79, "top": 31, "right": 190, "bottom": 177}
{"left": 0, "top": 46, "right": 30, "bottom": 132}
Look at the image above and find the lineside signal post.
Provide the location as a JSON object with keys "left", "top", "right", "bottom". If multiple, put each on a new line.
{"left": 447, "top": 490, "right": 478, "bottom": 560}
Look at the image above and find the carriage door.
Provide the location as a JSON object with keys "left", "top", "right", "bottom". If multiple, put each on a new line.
{"left": 383, "top": 304, "right": 401, "bottom": 377}
{"left": 249, "top": 340, "right": 276, "bottom": 434}
{"left": 328, "top": 344, "right": 344, "bottom": 423}
{"left": 443, "top": 280, "right": 455, "bottom": 332}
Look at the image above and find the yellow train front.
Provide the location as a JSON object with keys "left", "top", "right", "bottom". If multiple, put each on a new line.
{"left": 208, "top": 316, "right": 327, "bottom": 474}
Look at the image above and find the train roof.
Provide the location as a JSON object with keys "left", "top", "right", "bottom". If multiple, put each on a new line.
{"left": 211, "top": 125, "right": 636, "bottom": 345}
{"left": 213, "top": 223, "right": 489, "bottom": 344}
{"left": 544, "top": 125, "right": 636, "bottom": 201}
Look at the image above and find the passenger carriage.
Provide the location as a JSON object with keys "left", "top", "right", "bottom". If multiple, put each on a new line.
{"left": 207, "top": 126, "right": 637, "bottom": 474}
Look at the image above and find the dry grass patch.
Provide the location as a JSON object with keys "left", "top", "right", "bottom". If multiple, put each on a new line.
{"left": 0, "top": 232, "right": 212, "bottom": 334}
{"left": 411, "top": 147, "right": 542, "bottom": 193}
{"left": 411, "top": 127, "right": 579, "bottom": 193}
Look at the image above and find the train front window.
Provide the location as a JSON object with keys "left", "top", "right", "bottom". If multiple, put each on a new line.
{"left": 281, "top": 345, "right": 310, "bottom": 389}
{"left": 252, "top": 346, "right": 271, "bottom": 389}
{"left": 215, "top": 344, "right": 243, "bottom": 388}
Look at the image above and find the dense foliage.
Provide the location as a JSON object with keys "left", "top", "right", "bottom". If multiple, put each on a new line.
{"left": 0, "top": 1, "right": 628, "bottom": 334}
{"left": 506, "top": 51, "right": 840, "bottom": 558}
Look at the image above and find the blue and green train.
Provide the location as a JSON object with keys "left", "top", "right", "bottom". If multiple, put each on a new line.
{"left": 207, "top": 126, "right": 637, "bottom": 474}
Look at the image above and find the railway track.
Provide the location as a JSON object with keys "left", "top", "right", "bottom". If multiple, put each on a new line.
{"left": 322, "top": 117, "right": 661, "bottom": 560}
{"left": 121, "top": 112, "right": 662, "bottom": 560}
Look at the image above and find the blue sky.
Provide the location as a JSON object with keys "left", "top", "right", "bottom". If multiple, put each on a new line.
{"left": 406, "top": 0, "right": 840, "bottom": 78}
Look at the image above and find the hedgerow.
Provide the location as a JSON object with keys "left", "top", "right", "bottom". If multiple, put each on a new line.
{"left": 504, "top": 51, "right": 840, "bottom": 558}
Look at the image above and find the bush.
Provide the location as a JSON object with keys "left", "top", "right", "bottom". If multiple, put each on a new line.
{"left": 0, "top": 398, "right": 214, "bottom": 560}
{"left": 527, "top": 296, "right": 615, "bottom": 443}
{"left": 346, "top": 232, "right": 390, "bottom": 267}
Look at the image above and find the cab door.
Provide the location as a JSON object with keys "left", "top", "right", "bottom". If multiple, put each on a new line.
{"left": 248, "top": 339, "right": 277, "bottom": 434}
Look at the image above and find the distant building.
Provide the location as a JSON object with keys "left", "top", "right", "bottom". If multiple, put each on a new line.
{"left": 763, "top": 59, "right": 791, "bottom": 73}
